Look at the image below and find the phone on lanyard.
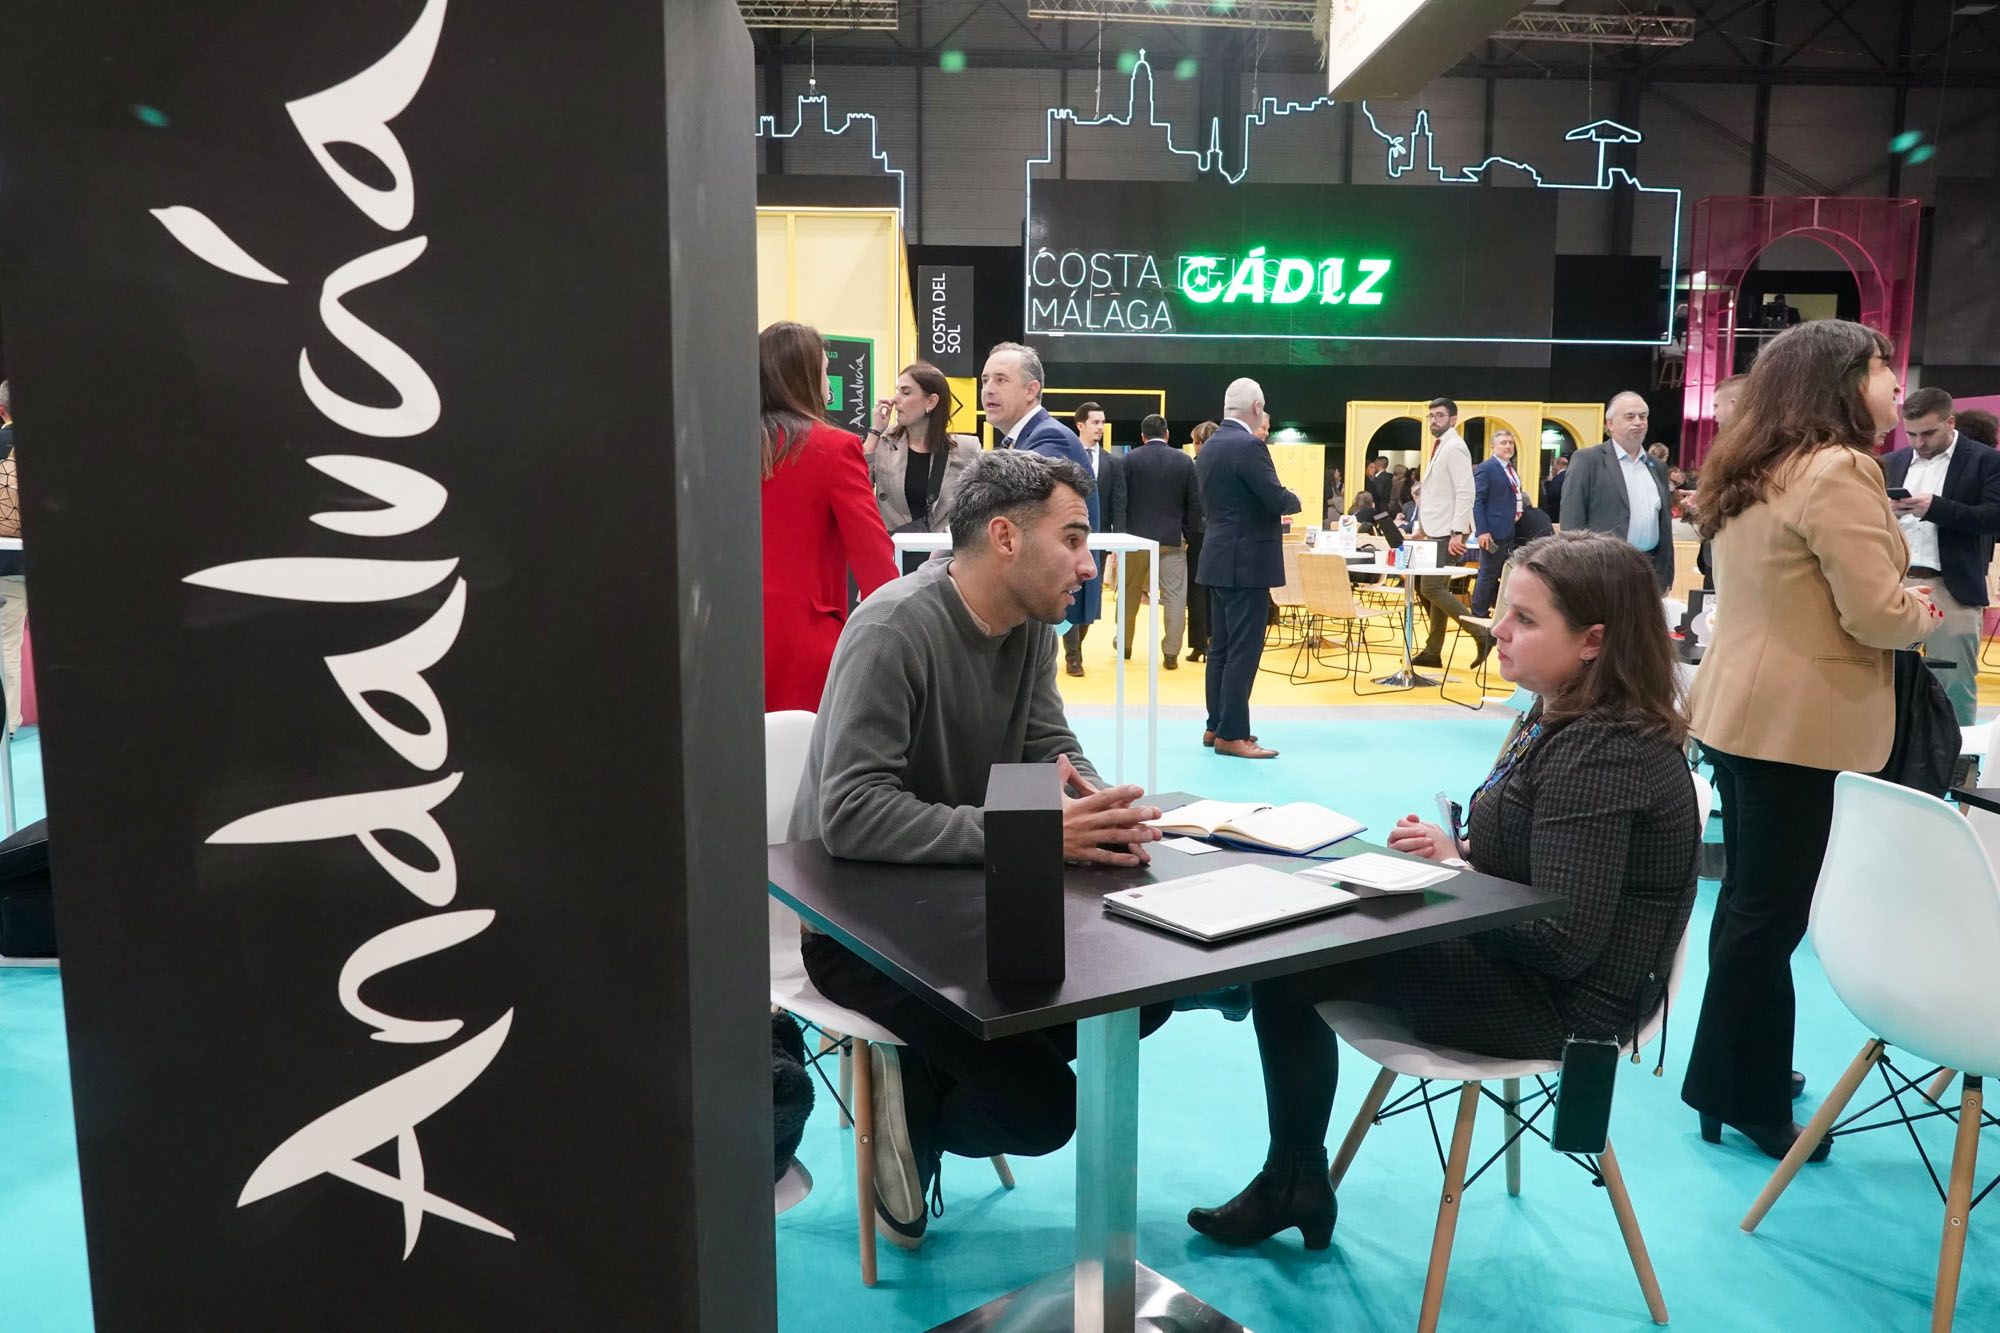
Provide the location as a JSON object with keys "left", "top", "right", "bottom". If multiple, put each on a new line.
{"left": 1434, "top": 792, "right": 1462, "bottom": 851}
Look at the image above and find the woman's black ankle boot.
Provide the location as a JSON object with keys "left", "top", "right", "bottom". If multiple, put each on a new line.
{"left": 1187, "top": 1147, "right": 1338, "bottom": 1250}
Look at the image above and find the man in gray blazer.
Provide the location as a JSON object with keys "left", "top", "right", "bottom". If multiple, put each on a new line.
{"left": 1559, "top": 391, "right": 1675, "bottom": 591}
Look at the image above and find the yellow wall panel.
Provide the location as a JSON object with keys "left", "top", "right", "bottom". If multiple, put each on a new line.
{"left": 1542, "top": 403, "right": 1607, "bottom": 458}
{"left": 756, "top": 207, "right": 907, "bottom": 417}
{"left": 1344, "top": 399, "right": 1614, "bottom": 512}
{"left": 1271, "top": 444, "right": 1326, "bottom": 527}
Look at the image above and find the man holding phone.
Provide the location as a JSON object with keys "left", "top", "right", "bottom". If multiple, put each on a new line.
{"left": 1879, "top": 386, "right": 2000, "bottom": 724}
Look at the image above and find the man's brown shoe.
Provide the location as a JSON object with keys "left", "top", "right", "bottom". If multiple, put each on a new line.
{"left": 1203, "top": 730, "right": 1258, "bottom": 747}
{"left": 1213, "top": 738, "right": 1278, "bottom": 759}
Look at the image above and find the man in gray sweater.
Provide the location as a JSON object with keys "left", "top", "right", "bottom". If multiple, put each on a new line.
{"left": 791, "top": 450, "right": 1167, "bottom": 1250}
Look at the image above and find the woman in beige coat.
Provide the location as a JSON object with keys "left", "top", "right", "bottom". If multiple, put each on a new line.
{"left": 865, "top": 361, "right": 980, "bottom": 574}
{"left": 1681, "top": 320, "right": 1941, "bottom": 1162}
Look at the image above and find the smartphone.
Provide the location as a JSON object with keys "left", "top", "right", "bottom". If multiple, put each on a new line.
{"left": 1433, "top": 791, "right": 1462, "bottom": 848}
{"left": 1886, "top": 487, "right": 1912, "bottom": 500}
{"left": 1550, "top": 1037, "right": 1620, "bottom": 1154}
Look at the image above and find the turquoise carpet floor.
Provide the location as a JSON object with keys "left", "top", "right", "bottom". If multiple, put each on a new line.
{"left": 3, "top": 713, "right": 1996, "bottom": 1330}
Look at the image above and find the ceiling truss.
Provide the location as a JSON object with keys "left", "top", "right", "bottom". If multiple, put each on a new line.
{"left": 1494, "top": 12, "right": 1696, "bottom": 47}
{"left": 1022, "top": 0, "right": 1313, "bottom": 31}
{"left": 740, "top": 0, "right": 899, "bottom": 30}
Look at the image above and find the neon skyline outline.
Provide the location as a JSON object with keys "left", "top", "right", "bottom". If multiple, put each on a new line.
{"left": 756, "top": 92, "right": 907, "bottom": 218}
{"left": 748, "top": 52, "right": 1683, "bottom": 347}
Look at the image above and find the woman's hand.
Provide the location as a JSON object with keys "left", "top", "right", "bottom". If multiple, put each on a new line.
{"left": 872, "top": 399, "right": 893, "bottom": 433}
{"left": 1387, "top": 815, "right": 1455, "bottom": 862}
{"left": 1911, "top": 583, "right": 1943, "bottom": 630}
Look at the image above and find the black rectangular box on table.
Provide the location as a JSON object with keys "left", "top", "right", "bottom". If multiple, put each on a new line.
{"left": 985, "top": 763, "right": 1066, "bottom": 982}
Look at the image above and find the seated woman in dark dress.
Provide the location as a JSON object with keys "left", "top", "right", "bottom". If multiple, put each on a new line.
{"left": 1188, "top": 531, "right": 1700, "bottom": 1250}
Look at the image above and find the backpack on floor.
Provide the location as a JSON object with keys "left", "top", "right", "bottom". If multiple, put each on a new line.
{"left": 0, "top": 818, "right": 53, "bottom": 958}
{"left": 772, "top": 1010, "right": 814, "bottom": 1181}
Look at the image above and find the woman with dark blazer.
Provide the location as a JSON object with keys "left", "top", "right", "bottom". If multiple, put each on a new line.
{"left": 758, "top": 321, "right": 898, "bottom": 713}
{"left": 1187, "top": 532, "right": 1700, "bottom": 1250}
{"left": 866, "top": 361, "right": 981, "bottom": 574}
{"left": 1681, "top": 321, "right": 1940, "bottom": 1161}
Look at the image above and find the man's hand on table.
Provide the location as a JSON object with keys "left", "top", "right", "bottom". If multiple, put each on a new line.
{"left": 1057, "top": 754, "right": 1161, "bottom": 867}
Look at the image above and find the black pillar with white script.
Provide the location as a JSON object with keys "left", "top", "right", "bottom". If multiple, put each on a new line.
{"left": 0, "top": 2, "right": 773, "bottom": 1329}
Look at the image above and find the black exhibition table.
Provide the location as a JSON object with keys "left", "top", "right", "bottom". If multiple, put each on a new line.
{"left": 1951, "top": 787, "right": 2000, "bottom": 816}
{"left": 768, "top": 792, "right": 1563, "bottom": 1333}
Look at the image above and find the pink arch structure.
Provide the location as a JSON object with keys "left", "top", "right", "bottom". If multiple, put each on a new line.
{"left": 1681, "top": 196, "right": 1922, "bottom": 464}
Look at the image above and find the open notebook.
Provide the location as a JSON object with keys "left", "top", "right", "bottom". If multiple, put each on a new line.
{"left": 1145, "top": 800, "right": 1366, "bottom": 856}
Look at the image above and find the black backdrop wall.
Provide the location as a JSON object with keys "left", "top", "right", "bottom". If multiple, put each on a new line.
{"left": 1920, "top": 178, "right": 2000, "bottom": 397}
{"left": 0, "top": 1, "right": 774, "bottom": 1329}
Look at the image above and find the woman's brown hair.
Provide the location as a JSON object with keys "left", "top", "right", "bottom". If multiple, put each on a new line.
{"left": 1692, "top": 319, "right": 1893, "bottom": 540}
{"left": 1190, "top": 420, "right": 1219, "bottom": 449}
{"left": 759, "top": 321, "right": 829, "bottom": 479}
{"left": 892, "top": 361, "right": 958, "bottom": 455}
{"left": 1510, "top": 531, "right": 1688, "bottom": 745}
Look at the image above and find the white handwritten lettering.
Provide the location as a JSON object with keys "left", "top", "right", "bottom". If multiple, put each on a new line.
{"left": 299, "top": 238, "right": 441, "bottom": 438}
{"left": 339, "top": 909, "right": 496, "bottom": 1044}
{"left": 308, "top": 455, "right": 448, "bottom": 538}
{"left": 283, "top": 0, "right": 449, "bottom": 232}
{"left": 208, "top": 774, "right": 465, "bottom": 907}
{"left": 159, "top": 0, "right": 509, "bottom": 1259}
{"left": 238, "top": 1011, "right": 515, "bottom": 1260}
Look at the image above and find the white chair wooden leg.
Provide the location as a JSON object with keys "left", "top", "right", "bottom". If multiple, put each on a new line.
{"left": 1743, "top": 1037, "right": 1884, "bottom": 1232}
{"left": 1926, "top": 1068, "right": 1959, "bottom": 1106}
{"left": 1502, "top": 1076, "right": 1523, "bottom": 1197}
{"left": 1933, "top": 1075, "right": 1983, "bottom": 1332}
{"left": 1418, "top": 1082, "right": 1482, "bottom": 1333}
{"left": 852, "top": 1039, "right": 877, "bottom": 1286}
{"left": 990, "top": 1155, "right": 1016, "bottom": 1190}
{"left": 1599, "top": 1140, "right": 1669, "bottom": 1325}
{"left": 1332, "top": 1068, "right": 1398, "bottom": 1187}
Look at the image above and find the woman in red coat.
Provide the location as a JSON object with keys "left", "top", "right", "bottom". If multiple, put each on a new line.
{"left": 760, "top": 321, "right": 898, "bottom": 712}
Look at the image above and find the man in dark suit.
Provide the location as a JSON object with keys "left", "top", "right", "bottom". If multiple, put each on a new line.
{"left": 1120, "top": 415, "right": 1201, "bottom": 668}
{"left": 1195, "top": 378, "right": 1299, "bottom": 759}
{"left": 1470, "top": 428, "right": 1525, "bottom": 616}
{"left": 1065, "top": 401, "right": 1126, "bottom": 675}
{"left": 981, "top": 342, "right": 1100, "bottom": 674}
{"left": 1882, "top": 386, "right": 2000, "bottom": 724}
{"left": 1559, "top": 391, "right": 1675, "bottom": 591}
{"left": 1364, "top": 456, "right": 1394, "bottom": 512}
{"left": 1541, "top": 453, "right": 1569, "bottom": 518}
